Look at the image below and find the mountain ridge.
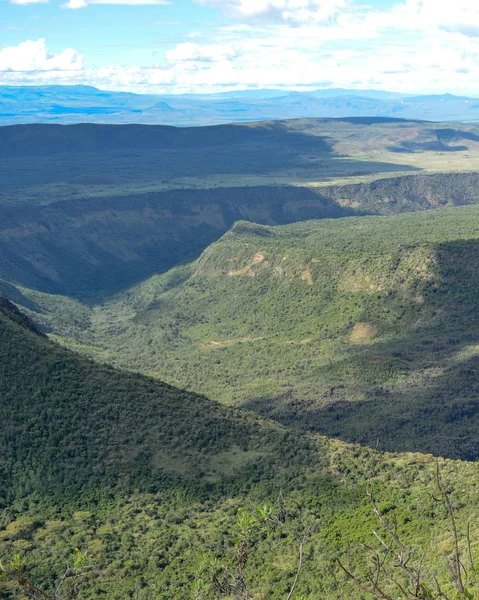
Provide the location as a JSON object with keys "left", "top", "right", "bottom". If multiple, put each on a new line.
{"left": 3, "top": 85, "right": 479, "bottom": 125}
{"left": 2, "top": 119, "right": 479, "bottom": 299}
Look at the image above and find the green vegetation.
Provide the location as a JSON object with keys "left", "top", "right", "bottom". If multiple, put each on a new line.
{"left": 2, "top": 120, "right": 479, "bottom": 599}
{"left": 18, "top": 204, "right": 479, "bottom": 459}
{"left": 0, "top": 296, "right": 318, "bottom": 504}
{"left": 2, "top": 298, "right": 479, "bottom": 599}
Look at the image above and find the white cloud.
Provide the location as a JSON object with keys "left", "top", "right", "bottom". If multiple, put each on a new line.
{"left": 402, "top": 0, "right": 479, "bottom": 26}
{"left": 196, "top": 0, "right": 348, "bottom": 24}
{"left": 166, "top": 42, "right": 239, "bottom": 63}
{"left": 62, "top": 0, "right": 87, "bottom": 7}
{"left": 3, "top": 29, "right": 479, "bottom": 97}
{"left": 63, "top": 0, "right": 169, "bottom": 8}
{"left": 4, "top": 0, "right": 479, "bottom": 96}
{"left": 0, "top": 39, "right": 83, "bottom": 72}
{"left": 366, "top": 0, "right": 479, "bottom": 38}
{"left": 10, "top": 0, "right": 49, "bottom": 4}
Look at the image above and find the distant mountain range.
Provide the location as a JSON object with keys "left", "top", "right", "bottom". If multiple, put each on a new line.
{"left": 1, "top": 85, "right": 479, "bottom": 125}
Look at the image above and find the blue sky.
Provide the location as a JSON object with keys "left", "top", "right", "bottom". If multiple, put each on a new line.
{"left": 1, "top": 0, "right": 479, "bottom": 95}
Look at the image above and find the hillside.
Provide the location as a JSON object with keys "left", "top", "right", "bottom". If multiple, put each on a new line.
{"left": 15, "top": 204, "right": 479, "bottom": 460}
{"left": 2, "top": 299, "right": 479, "bottom": 599}
{"left": 2, "top": 120, "right": 479, "bottom": 298}
{"left": 0, "top": 296, "right": 314, "bottom": 504}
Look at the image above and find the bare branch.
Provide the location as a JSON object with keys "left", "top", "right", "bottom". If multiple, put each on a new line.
{"left": 337, "top": 557, "right": 395, "bottom": 600}
{"left": 467, "top": 522, "right": 476, "bottom": 573}
{"left": 435, "top": 464, "right": 465, "bottom": 595}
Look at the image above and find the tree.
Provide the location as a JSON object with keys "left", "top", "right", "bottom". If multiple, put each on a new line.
{"left": 0, "top": 549, "right": 89, "bottom": 600}
{"left": 337, "top": 465, "right": 478, "bottom": 600}
{"left": 211, "top": 492, "right": 316, "bottom": 600}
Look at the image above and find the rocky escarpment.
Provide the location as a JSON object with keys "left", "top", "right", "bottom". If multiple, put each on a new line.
{"left": 0, "top": 171, "right": 478, "bottom": 299}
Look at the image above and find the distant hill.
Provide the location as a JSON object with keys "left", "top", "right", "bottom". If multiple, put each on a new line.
{"left": 2, "top": 119, "right": 479, "bottom": 299}
{"left": 1, "top": 85, "right": 479, "bottom": 125}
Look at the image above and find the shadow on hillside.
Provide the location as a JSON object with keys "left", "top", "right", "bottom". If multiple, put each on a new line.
{"left": 0, "top": 120, "right": 422, "bottom": 188}
{"left": 436, "top": 128, "right": 479, "bottom": 143}
{"left": 0, "top": 185, "right": 371, "bottom": 300}
{"left": 0, "top": 153, "right": 422, "bottom": 189}
{"left": 243, "top": 330, "right": 479, "bottom": 461}
{"left": 389, "top": 141, "right": 468, "bottom": 153}
{"left": 0, "top": 119, "right": 423, "bottom": 157}
{"left": 335, "top": 117, "right": 425, "bottom": 125}
{"left": 0, "top": 280, "right": 41, "bottom": 312}
{"left": 242, "top": 239, "right": 479, "bottom": 461}
{"left": 387, "top": 127, "right": 479, "bottom": 154}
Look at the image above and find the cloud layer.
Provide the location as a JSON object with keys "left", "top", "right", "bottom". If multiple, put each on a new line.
{"left": 166, "top": 43, "right": 239, "bottom": 63}
{"left": 3, "top": 1, "right": 479, "bottom": 95}
{"left": 0, "top": 39, "right": 83, "bottom": 72}
{"left": 10, "top": 0, "right": 49, "bottom": 5}
{"left": 62, "top": 0, "right": 169, "bottom": 8}
{"left": 196, "top": 0, "right": 348, "bottom": 24}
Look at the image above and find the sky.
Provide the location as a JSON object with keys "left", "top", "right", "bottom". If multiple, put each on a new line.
{"left": 1, "top": 0, "right": 479, "bottom": 95}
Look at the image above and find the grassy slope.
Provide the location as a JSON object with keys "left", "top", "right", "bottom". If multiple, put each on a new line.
{"left": 21, "top": 204, "right": 479, "bottom": 460}
{"left": 2, "top": 300, "right": 479, "bottom": 599}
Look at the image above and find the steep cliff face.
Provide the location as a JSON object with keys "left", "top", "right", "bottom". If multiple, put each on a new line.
{"left": 1, "top": 120, "right": 479, "bottom": 299}
{"left": 0, "top": 186, "right": 358, "bottom": 298}
{"left": 1, "top": 172, "right": 478, "bottom": 299}
{"left": 318, "top": 172, "right": 479, "bottom": 210}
